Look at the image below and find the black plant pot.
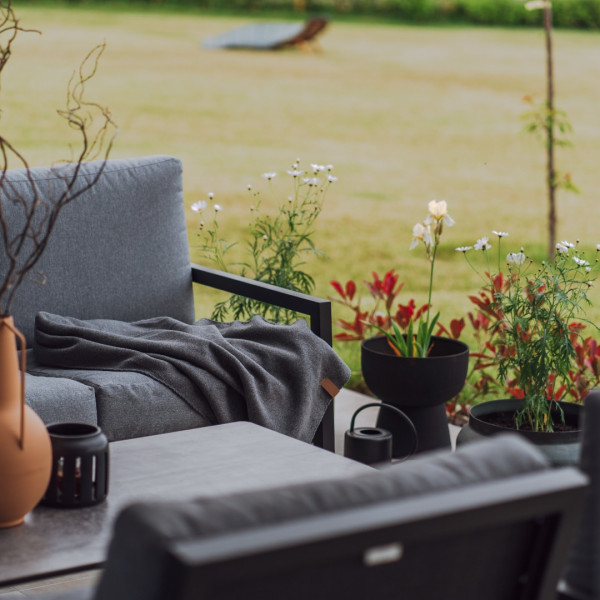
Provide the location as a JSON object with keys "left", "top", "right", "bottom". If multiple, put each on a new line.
{"left": 456, "top": 398, "right": 582, "bottom": 467}
{"left": 361, "top": 335, "right": 469, "bottom": 458}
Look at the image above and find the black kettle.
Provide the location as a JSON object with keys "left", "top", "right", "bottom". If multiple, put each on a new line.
{"left": 344, "top": 402, "right": 418, "bottom": 466}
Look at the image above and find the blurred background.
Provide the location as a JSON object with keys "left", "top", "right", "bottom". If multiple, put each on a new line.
{"left": 6, "top": 0, "right": 600, "bottom": 378}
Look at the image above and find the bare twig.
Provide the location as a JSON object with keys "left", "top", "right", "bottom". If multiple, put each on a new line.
{"left": 0, "top": 1, "right": 117, "bottom": 315}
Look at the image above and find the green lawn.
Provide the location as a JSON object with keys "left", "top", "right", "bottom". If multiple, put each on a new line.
{"left": 7, "top": 6, "right": 600, "bottom": 350}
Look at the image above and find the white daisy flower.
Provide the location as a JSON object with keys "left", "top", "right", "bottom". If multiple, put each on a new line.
{"left": 573, "top": 256, "right": 590, "bottom": 267}
{"left": 303, "top": 177, "right": 320, "bottom": 186}
{"left": 474, "top": 237, "right": 491, "bottom": 251}
{"left": 507, "top": 252, "right": 526, "bottom": 265}
{"left": 190, "top": 201, "right": 207, "bottom": 213}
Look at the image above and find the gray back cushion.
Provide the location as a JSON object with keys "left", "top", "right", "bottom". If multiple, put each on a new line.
{"left": 1, "top": 155, "right": 195, "bottom": 346}
{"left": 94, "top": 435, "right": 549, "bottom": 600}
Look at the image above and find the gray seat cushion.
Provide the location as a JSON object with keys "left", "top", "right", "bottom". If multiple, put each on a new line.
{"left": 26, "top": 372, "right": 97, "bottom": 427}
{"left": 1, "top": 155, "right": 195, "bottom": 347}
{"left": 27, "top": 353, "right": 210, "bottom": 441}
{"left": 93, "top": 435, "right": 549, "bottom": 600}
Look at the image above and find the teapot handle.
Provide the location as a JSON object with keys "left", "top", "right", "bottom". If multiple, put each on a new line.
{"left": 349, "top": 402, "right": 419, "bottom": 458}
{"left": 3, "top": 319, "right": 26, "bottom": 450}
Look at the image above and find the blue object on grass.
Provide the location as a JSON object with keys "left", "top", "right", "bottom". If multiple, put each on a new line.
{"left": 203, "top": 17, "right": 328, "bottom": 50}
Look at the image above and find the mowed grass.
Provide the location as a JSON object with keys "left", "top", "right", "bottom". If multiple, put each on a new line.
{"left": 6, "top": 6, "right": 600, "bottom": 349}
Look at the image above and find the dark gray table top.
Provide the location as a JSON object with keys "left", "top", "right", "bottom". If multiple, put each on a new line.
{"left": 0, "top": 422, "right": 372, "bottom": 586}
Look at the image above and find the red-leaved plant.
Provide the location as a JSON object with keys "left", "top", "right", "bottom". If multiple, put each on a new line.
{"left": 332, "top": 269, "right": 600, "bottom": 426}
{"left": 330, "top": 270, "right": 429, "bottom": 343}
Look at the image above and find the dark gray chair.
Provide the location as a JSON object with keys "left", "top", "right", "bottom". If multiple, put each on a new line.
{"left": 36, "top": 436, "right": 588, "bottom": 600}
{"left": 558, "top": 389, "right": 600, "bottom": 600}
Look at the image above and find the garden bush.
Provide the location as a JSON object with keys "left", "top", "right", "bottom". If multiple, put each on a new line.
{"left": 27, "top": 0, "right": 600, "bottom": 29}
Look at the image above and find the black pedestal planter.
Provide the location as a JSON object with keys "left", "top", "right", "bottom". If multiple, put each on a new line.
{"left": 456, "top": 399, "right": 582, "bottom": 467}
{"left": 361, "top": 335, "right": 469, "bottom": 458}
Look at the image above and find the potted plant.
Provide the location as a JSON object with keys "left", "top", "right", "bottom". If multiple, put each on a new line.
{"left": 334, "top": 201, "right": 470, "bottom": 457}
{"left": 455, "top": 233, "right": 598, "bottom": 466}
{"left": 0, "top": 2, "right": 116, "bottom": 527}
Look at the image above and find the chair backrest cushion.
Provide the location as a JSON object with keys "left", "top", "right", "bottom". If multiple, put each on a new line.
{"left": 0, "top": 155, "right": 195, "bottom": 346}
{"left": 93, "top": 435, "right": 550, "bottom": 600}
{"left": 561, "top": 389, "right": 600, "bottom": 598}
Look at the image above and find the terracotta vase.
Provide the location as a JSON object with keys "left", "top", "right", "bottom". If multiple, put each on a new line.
{"left": 0, "top": 315, "right": 52, "bottom": 528}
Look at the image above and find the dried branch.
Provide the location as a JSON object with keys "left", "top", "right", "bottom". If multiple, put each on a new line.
{"left": 0, "top": 1, "right": 117, "bottom": 315}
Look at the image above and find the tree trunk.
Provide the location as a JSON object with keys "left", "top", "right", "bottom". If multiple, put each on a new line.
{"left": 544, "top": 5, "right": 556, "bottom": 258}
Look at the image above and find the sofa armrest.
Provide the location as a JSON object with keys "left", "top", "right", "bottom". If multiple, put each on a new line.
{"left": 191, "top": 264, "right": 332, "bottom": 344}
{"left": 191, "top": 263, "right": 335, "bottom": 451}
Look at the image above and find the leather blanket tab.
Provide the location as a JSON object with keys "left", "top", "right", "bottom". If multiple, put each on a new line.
{"left": 320, "top": 377, "right": 340, "bottom": 398}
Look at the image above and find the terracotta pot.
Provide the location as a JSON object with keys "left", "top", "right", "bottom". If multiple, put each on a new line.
{"left": 0, "top": 315, "right": 52, "bottom": 528}
{"left": 456, "top": 398, "right": 582, "bottom": 467}
{"left": 361, "top": 335, "right": 469, "bottom": 457}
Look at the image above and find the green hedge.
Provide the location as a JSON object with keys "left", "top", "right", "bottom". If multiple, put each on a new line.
{"left": 306, "top": 0, "right": 600, "bottom": 27}
{"left": 22, "top": 0, "right": 600, "bottom": 28}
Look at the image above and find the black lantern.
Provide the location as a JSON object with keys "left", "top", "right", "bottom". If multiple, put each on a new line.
{"left": 42, "top": 423, "right": 109, "bottom": 508}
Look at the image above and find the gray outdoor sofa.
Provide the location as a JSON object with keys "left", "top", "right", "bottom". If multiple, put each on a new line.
{"left": 1, "top": 155, "right": 335, "bottom": 449}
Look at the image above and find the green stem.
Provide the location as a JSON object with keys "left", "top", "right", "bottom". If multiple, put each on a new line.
{"left": 497, "top": 237, "right": 503, "bottom": 274}
{"left": 463, "top": 252, "right": 488, "bottom": 284}
{"left": 426, "top": 243, "right": 437, "bottom": 336}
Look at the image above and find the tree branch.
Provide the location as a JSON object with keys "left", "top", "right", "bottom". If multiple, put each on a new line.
{"left": 0, "top": 2, "right": 117, "bottom": 315}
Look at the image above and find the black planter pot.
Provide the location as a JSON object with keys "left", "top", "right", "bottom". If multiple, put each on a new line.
{"left": 456, "top": 399, "right": 582, "bottom": 467}
{"left": 361, "top": 335, "right": 469, "bottom": 458}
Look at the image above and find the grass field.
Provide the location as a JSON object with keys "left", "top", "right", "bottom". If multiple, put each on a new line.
{"left": 6, "top": 6, "right": 600, "bottom": 367}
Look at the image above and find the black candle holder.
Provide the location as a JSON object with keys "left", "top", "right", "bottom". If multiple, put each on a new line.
{"left": 42, "top": 423, "right": 109, "bottom": 508}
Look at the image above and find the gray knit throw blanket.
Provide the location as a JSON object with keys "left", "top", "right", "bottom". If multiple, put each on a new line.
{"left": 33, "top": 312, "right": 350, "bottom": 443}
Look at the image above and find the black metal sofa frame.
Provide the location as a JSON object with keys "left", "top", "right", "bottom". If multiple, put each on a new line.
{"left": 191, "top": 264, "right": 334, "bottom": 450}
{"left": 160, "top": 469, "right": 586, "bottom": 600}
